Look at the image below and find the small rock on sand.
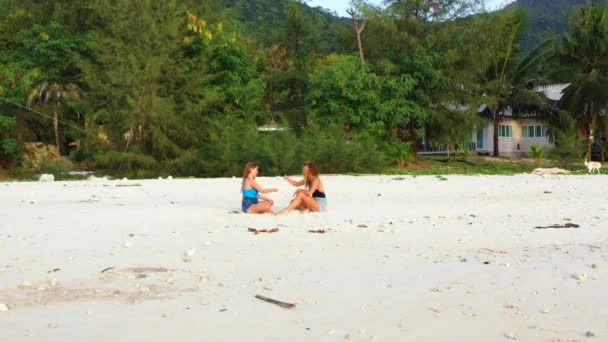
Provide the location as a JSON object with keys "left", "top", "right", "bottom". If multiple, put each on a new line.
{"left": 38, "top": 174, "right": 55, "bottom": 182}
{"left": 573, "top": 273, "right": 587, "bottom": 281}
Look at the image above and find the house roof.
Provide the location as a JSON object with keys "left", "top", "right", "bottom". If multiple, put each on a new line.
{"left": 536, "top": 83, "right": 570, "bottom": 101}
{"left": 256, "top": 121, "right": 289, "bottom": 132}
{"left": 477, "top": 84, "right": 570, "bottom": 116}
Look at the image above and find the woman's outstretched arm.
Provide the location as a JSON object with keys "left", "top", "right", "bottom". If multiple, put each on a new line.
{"left": 250, "top": 179, "right": 278, "bottom": 194}
{"left": 284, "top": 176, "right": 305, "bottom": 187}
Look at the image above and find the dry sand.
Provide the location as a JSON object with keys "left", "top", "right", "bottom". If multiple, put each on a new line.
{"left": 0, "top": 174, "right": 607, "bottom": 341}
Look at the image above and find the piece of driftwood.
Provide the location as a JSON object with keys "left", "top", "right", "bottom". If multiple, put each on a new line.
{"left": 248, "top": 228, "right": 279, "bottom": 235}
{"left": 534, "top": 223, "right": 580, "bottom": 229}
{"left": 357, "top": 224, "right": 367, "bottom": 228}
{"left": 255, "top": 294, "right": 296, "bottom": 309}
{"left": 100, "top": 267, "right": 116, "bottom": 273}
{"left": 308, "top": 229, "right": 326, "bottom": 234}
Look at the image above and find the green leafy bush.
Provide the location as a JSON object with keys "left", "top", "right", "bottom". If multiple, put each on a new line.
{"left": 38, "top": 158, "right": 71, "bottom": 178}
{"left": 550, "top": 126, "right": 583, "bottom": 166}
{"left": 529, "top": 145, "right": 545, "bottom": 165}
{"left": 0, "top": 113, "right": 19, "bottom": 162}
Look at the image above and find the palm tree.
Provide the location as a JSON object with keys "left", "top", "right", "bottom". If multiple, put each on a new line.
{"left": 477, "top": 9, "right": 555, "bottom": 157}
{"left": 556, "top": 2, "right": 608, "bottom": 158}
{"left": 27, "top": 81, "right": 80, "bottom": 154}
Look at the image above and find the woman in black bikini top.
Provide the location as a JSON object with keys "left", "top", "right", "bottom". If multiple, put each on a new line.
{"left": 277, "top": 161, "right": 327, "bottom": 214}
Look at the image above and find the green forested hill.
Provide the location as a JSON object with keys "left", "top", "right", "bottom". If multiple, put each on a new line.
{"left": 509, "top": 0, "right": 605, "bottom": 51}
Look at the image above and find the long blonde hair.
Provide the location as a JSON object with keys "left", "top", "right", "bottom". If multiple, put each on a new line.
{"left": 242, "top": 161, "right": 258, "bottom": 189}
{"left": 303, "top": 161, "right": 319, "bottom": 188}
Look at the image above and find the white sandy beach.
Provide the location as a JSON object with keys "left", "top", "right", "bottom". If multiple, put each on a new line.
{"left": 0, "top": 174, "right": 607, "bottom": 341}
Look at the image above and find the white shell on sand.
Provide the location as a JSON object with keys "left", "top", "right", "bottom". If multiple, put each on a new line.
{"left": 573, "top": 273, "right": 587, "bottom": 281}
{"left": 185, "top": 248, "right": 197, "bottom": 257}
{"left": 0, "top": 303, "right": 9, "bottom": 312}
{"left": 123, "top": 241, "right": 133, "bottom": 248}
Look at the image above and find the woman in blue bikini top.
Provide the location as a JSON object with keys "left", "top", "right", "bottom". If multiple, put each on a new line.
{"left": 241, "top": 162, "right": 278, "bottom": 214}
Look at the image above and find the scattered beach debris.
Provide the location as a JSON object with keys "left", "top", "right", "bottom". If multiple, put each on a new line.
{"left": 47, "top": 268, "right": 61, "bottom": 273}
{"left": 585, "top": 331, "right": 595, "bottom": 337}
{"left": 478, "top": 248, "right": 508, "bottom": 255}
{"left": 255, "top": 294, "right": 295, "bottom": 309}
{"left": 248, "top": 228, "right": 279, "bottom": 235}
{"left": 308, "top": 229, "right": 326, "bottom": 234}
{"left": 38, "top": 174, "right": 55, "bottom": 182}
{"left": 535, "top": 223, "right": 580, "bottom": 229}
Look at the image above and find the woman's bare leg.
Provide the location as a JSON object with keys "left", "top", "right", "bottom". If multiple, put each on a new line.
{"left": 247, "top": 200, "right": 273, "bottom": 214}
{"left": 277, "top": 193, "right": 319, "bottom": 214}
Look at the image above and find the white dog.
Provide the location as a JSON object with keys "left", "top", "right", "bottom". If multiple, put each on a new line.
{"left": 584, "top": 159, "right": 602, "bottom": 174}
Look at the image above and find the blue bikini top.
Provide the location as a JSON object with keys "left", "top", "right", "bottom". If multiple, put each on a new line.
{"left": 242, "top": 179, "right": 259, "bottom": 198}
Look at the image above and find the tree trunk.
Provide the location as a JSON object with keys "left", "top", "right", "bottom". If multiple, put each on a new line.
{"left": 587, "top": 101, "right": 594, "bottom": 158}
{"left": 294, "top": 29, "right": 301, "bottom": 70}
{"left": 348, "top": 9, "right": 367, "bottom": 64}
{"left": 588, "top": 121, "right": 593, "bottom": 159}
{"left": 53, "top": 110, "right": 60, "bottom": 155}
{"left": 492, "top": 108, "right": 500, "bottom": 157}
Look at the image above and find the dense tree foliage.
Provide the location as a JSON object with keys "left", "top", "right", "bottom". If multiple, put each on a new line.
{"left": 0, "top": 0, "right": 607, "bottom": 177}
